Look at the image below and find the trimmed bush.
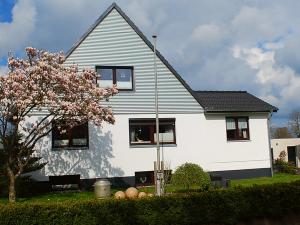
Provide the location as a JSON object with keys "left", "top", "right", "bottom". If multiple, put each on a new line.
{"left": 1, "top": 181, "right": 300, "bottom": 225}
{"left": 171, "top": 163, "right": 211, "bottom": 191}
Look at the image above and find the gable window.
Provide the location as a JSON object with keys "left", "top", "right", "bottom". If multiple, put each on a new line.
{"left": 96, "top": 66, "right": 133, "bottom": 90}
{"left": 129, "top": 119, "right": 176, "bottom": 146}
{"left": 226, "top": 117, "right": 249, "bottom": 141}
{"left": 52, "top": 122, "right": 89, "bottom": 149}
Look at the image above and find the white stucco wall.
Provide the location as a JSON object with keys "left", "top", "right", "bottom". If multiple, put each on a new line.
{"left": 31, "top": 112, "right": 271, "bottom": 181}
{"left": 271, "top": 138, "right": 300, "bottom": 167}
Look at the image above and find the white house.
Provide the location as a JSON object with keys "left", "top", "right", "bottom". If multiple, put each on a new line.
{"left": 31, "top": 3, "right": 278, "bottom": 187}
{"left": 271, "top": 138, "right": 300, "bottom": 168}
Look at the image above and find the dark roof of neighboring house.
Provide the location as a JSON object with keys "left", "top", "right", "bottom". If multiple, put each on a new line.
{"left": 193, "top": 91, "right": 278, "bottom": 113}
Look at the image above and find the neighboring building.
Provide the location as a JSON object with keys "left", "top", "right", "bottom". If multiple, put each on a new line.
{"left": 271, "top": 138, "right": 300, "bottom": 168}
{"left": 31, "top": 3, "right": 278, "bottom": 187}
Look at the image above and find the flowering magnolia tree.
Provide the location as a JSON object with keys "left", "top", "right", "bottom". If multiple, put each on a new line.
{"left": 0, "top": 47, "right": 118, "bottom": 202}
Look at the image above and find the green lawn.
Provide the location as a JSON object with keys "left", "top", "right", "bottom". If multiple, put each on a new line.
{"left": 231, "top": 173, "right": 300, "bottom": 187}
{"left": 0, "top": 191, "right": 95, "bottom": 204}
{"left": 1, "top": 173, "right": 300, "bottom": 204}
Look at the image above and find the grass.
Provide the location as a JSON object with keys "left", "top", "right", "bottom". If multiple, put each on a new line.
{"left": 0, "top": 191, "right": 95, "bottom": 204}
{"left": 231, "top": 173, "right": 300, "bottom": 187}
{"left": 1, "top": 173, "right": 300, "bottom": 204}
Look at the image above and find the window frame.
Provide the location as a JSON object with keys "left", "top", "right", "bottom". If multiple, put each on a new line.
{"left": 226, "top": 116, "right": 250, "bottom": 141}
{"left": 129, "top": 118, "right": 176, "bottom": 146}
{"left": 52, "top": 122, "right": 89, "bottom": 150}
{"left": 95, "top": 66, "right": 134, "bottom": 91}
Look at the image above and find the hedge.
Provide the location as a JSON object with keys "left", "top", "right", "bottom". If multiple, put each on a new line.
{"left": 1, "top": 181, "right": 300, "bottom": 225}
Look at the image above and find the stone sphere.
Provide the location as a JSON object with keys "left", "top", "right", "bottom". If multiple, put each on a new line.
{"left": 125, "top": 187, "right": 139, "bottom": 199}
{"left": 114, "top": 191, "right": 126, "bottom": 200}
{"left": 147, "top": 193, "right": 154, "bottom": 197}
{"left": 138, "top": 192, "right": 147, "bottom": 198}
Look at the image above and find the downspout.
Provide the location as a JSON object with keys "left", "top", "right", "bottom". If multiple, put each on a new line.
{"left": 267, "top": 111, "right": 273, "bottom": 177}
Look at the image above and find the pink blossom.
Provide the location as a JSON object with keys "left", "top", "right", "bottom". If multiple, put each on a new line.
{"left": 0, "top": 47, "right": 118, "bottom": 147}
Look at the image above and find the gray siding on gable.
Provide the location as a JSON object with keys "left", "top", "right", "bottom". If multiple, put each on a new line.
{"left": 65, "top": 9, "right": 202, "bottom": 114}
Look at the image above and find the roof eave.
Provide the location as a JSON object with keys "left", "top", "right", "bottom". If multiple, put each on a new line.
{"left": 204, "top": 109, "right": 278, "bottom": 113}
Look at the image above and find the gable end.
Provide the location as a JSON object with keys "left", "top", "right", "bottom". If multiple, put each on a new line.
{"left": 65, "top": 3, "right": 203, "bottom": 108}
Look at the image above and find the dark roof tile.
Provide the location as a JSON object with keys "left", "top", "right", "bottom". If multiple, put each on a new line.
{"left": 193, "top": 91, "right": 278, "bottom": 113}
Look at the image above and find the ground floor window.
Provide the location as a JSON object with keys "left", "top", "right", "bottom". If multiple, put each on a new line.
{"left": 226, "top": 117, "right": 249, "bottom": 140}
{"left": 52, "top": 122, "right": 89, "bottom": 149}
{"left": 129, "top": 118, "right": 176, "bottom": 145}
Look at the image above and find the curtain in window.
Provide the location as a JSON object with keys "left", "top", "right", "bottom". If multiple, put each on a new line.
{"left": 226, "top": 118, "right": 236, "bottom": 130}
{"left": 154, "top": 129, "right": 174, "bottom": 142}
{"left": 238, "top": 118, "right": 248, "bottom": 129}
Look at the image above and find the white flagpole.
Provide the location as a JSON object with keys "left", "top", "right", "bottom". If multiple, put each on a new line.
{"left": 152, "top": 35, "right": 163, "bottom": 196}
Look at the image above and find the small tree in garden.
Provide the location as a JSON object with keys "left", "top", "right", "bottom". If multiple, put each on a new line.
{"left": 0, "top": 47, "right": 118, "bottom": 202}
{"left": 171, "top": 163, "right": 211, "bottom": 191}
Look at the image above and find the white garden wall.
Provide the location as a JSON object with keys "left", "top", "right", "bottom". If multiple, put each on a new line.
{"left": 271, "top": 138, "right": 300, "bottom": 167}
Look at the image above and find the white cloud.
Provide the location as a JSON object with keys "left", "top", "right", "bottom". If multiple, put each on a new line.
{"left": 233, "top": 43, "right": 300, "bottom": 110}
{"left": 191, "top": 23, "right": 224, "bottom": 43}
{"left": 0, "top": 0, "right": 36, "bottom": 56}
{"left": 233, "top": 46, "right": 274, "bottom": 70}
{"left": 231, "top": 5, "right": 289, "bottom": 45}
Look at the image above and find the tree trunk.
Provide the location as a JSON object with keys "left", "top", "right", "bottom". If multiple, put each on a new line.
{"left": 7, "top": 169, "right": 16, "bottom": 203}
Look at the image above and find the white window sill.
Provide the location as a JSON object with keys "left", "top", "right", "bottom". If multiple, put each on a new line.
{"left": 227, "top": 139, "right": 251, "bottom": 142}
{"left": 52, "top": 147, "right": 89, "bottom": 151}
{"left": 130, "top": 144, "right": 177, "bottom": 148}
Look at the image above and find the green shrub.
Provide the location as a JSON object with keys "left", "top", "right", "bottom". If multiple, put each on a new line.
{"left": 0, "top": 181, "right": 300, "bottom": 225}
{"left": 171, "top": 163, "right": 211, "bottom": 191}
{"left": 274, "top": 160, "right": 298, "bottom": 174}
{"left": 274, "top": 151, "right": 298, "bottom": 174}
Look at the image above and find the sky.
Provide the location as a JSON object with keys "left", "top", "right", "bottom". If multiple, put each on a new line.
{"left": 0, "top": 0, "right": 299, "bottom": 127}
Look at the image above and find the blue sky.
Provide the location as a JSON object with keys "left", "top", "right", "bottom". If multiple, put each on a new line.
{"left": 0, "top": 0, "right": 299, "bottom": 127}
{"left": 0, "top": 0, "right": 15, "bottom": 22}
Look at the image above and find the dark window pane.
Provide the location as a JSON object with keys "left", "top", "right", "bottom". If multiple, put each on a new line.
{"left": 226, "top": 129, "right": 236, "bottom": 140}
{"left": 71, "top": 123, "right": 88, "bottom": 146}
{"left": 116, "top": 68, "right": 132, "bottom": 89}
{"left": 226, "top": 117, "right": 249, "bottom": 140}
{"left": 52, "top": 125, "right": 69, "bottom": 147}
{"left": 97, "top": 68, "right": 113, "bottom": 87}
{"left": 52, "top": 122, "right": 88, "bottom": 148}
{"left": 130, "top": 125, "right": 151, "bottom": 144}
{"left": 129, "top": 119, "right": 176, "bottom": 145}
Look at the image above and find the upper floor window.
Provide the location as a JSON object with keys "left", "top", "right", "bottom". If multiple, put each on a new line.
{"left": 52, "top": 122, "right": 89, "bottom": 149}
{"left": 96, "top": 66, "right": 133, "bottom": 90}
{"left": 226, "top": 117, "right": 249, "bottom": 141}
{"left": 129, "top": 118, "right": 176, "bottom": 146}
